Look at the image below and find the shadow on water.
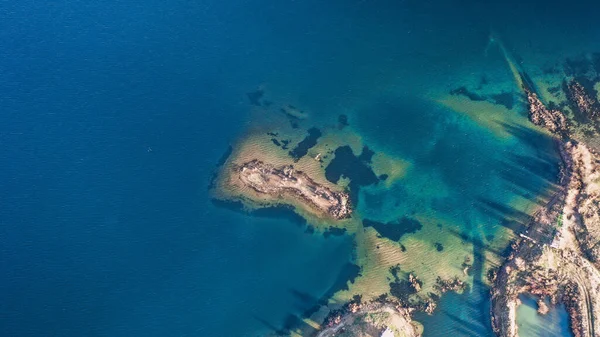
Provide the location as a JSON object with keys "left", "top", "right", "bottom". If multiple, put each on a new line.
{"left": 500, "top": 122, "right": 560, "bottom": 161}
{"left": 475, "top": 197, "right": 532, "bottom": 234}
{"left": 415, "top": 218, "right": 495, "bottom": 336}
{"left": 500, "top": 123, "right": 559, "bottom": 160}
{"left": 445, "top": 226, "right": 508, "bottom": 260}
{"left": 255, "top": 262, "right": 361, "bottom": 335}
{"left": 495, "top": 122, "right": 561, "bottom": 205}
{"left": 252, "top": 312, "right": 318, "bottom": 336}
{"left": 252, "top": 315, "right": 287, "bottom": 336}
{"left": 496, "top": 156, "right": 559, "bottom": 201}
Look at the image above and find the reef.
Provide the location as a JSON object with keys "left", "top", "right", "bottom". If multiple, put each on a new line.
{"left": 235, "top": 159, "right": 352, "bottom": 219}
{"left": 566, "top": 80, "right": 600, "bottom": 120}
{"left": 525, "top": 88, "right": 568, "bottom": 136}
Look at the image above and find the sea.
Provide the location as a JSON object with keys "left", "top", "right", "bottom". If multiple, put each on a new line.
{"left": 2, "top": 0, "right": 599, "bottom": 336}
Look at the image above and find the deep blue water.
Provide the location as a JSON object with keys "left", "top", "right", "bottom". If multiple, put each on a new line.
{"left": 2, "top": 1, "right": 600, "bottom": 336}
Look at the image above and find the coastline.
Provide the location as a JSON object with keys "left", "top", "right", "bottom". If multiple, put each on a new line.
{"left": 489, "top": 61, "right": 600, "bottom": 337}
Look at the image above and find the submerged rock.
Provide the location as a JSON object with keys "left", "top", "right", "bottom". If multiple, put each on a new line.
{"left": 526, "top": 89, "right": 568, "bottom": 136}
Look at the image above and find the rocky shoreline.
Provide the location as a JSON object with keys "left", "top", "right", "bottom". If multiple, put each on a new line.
{"left": 490, "top": 72, "right": 600, "bottom": 337}
{"left": 311, "top": 274, "right": 468, "bottom": 337}
{"left": 317, "top": 296, "right": 421, "bottom": 337}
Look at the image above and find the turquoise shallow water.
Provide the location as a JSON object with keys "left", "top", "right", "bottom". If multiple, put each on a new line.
{"left": 517, "top": 295, "right": 573, "bottom": 337}
{"left": 357, "top": 96, "right": 558, "bottom": 336}
{"left": 2, "top": 0, "right": 600, "bottom": 336}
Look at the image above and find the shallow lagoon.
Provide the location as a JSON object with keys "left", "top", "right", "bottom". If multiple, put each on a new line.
{"left": 517, "top": 295, "right": 573, "bottom": 337}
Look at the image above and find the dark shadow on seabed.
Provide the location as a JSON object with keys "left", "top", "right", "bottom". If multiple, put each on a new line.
{"left": 475, "top": 197, "right": 532, "bottom": 234}
{"left": 452, "top": 218, "right": 494, "bottom": 336}
{"left": 250, "top": 261, "right": 361, "bottom": 335}
{"left": 415, "top": 219, "right": 495, "bottom": 337}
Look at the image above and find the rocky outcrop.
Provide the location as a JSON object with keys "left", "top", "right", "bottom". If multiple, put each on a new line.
{"left": 525, "top": 89, "right": 568, "bottom": 136}
{"left": 433, "top": 276, "right": 467, "bottom": 294}
{"left": 318, "top": 297, "right": 420, "bottom": 337}
{"left": 236, "top": 159, "right": 352, "bottom": 219}
{"left": 566, "top": 80, "right": 600, "bottom": 119}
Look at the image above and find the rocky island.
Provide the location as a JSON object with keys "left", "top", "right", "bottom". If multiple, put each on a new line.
{"left": 235, "top": 159, "right": 352, "bottom": 219}
{"left": 210, "top": 132, "right": 355, "bottom": 222}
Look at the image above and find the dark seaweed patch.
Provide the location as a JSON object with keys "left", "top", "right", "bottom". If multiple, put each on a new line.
{"left": 490, "top": 92, "right": 514, "bottom": 110}
{"left": 323, "top": 226, "right": 347, "bottom": 238}
{"left": 564, "top": 57, "right": 593, "bottom": 78}
{"left": 298, "top": 262, "right": 361, "bottom": 318}
{"left": 363, "top": 217, "right": 423, "bottom": 241}
{"left": 324, "top": 146, "right": 379, "bottom": 204}
{"left": 208, "top": 145, "right": 234, "bottom": 189}
{"left": 548, "top": 85, "right": 562, "bottom": 96}
{"left": 210, "top": 200, "right": 307, "bottom": 227}
{"left": 479, "top": 75, "right": 488, "bottom": 87}
{"left": 379, "top": 174, "right": 389, "bottom": 181}
{"left": 246, "top": 89, "right": 264, "bottom": 106}
{"left": 450, "top": 86, "right": 486, "bottom": 101}
{"left": 388, "top": 265, "right": 419, "bottom": 304}
{"left": 289, "top": 127, "right": 322, "bottom": 161}
{"left": 321, "top": 263, "right": 361, "bottom": 302}
{"left": 210, "top": 198, "right": 245, "bottom": 212}
{"left": 357, "top": 146, "right": 375, "bottom": 163}
{"left": 216, "top": 145, "right": 233, "bottom": 167}
{"left": 338, "top": 114, "right": 349, "bottom": 129}
{"left": 251, "top": 206, "right": 307, "bottom": 226}
{"left": 269, "top": 136, "right": 290, "bottom": 150}
{"left": 450, "top": 86, "right": 514, "bottom": 109}
{"left": 434, "top": 242, "right": 444, "bottom": 252}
